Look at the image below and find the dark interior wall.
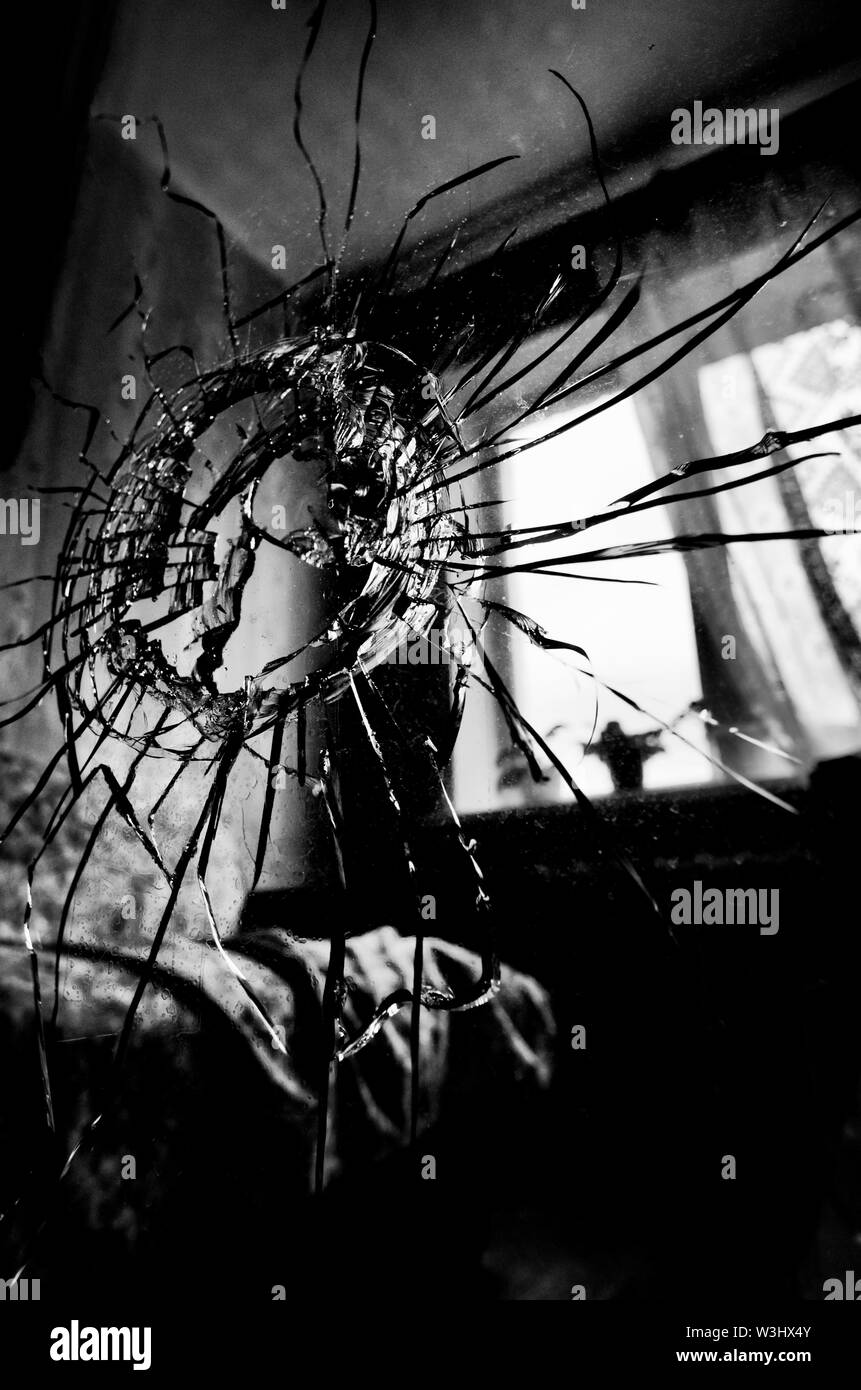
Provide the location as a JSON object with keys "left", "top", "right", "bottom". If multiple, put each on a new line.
{"left": 8, "top": 2, "right": 118, "bottom": 463}
{"left": 394, "top": 764, "right": 861, "bottom": 1299}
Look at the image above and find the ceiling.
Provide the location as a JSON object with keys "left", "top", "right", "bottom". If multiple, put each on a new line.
{"left": 93, "top": 0, "right": 861, "bottom": 284}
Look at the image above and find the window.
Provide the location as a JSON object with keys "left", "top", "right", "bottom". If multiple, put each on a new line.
{"left": 452, "top": 318, "right": 861, "bottom": 814}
